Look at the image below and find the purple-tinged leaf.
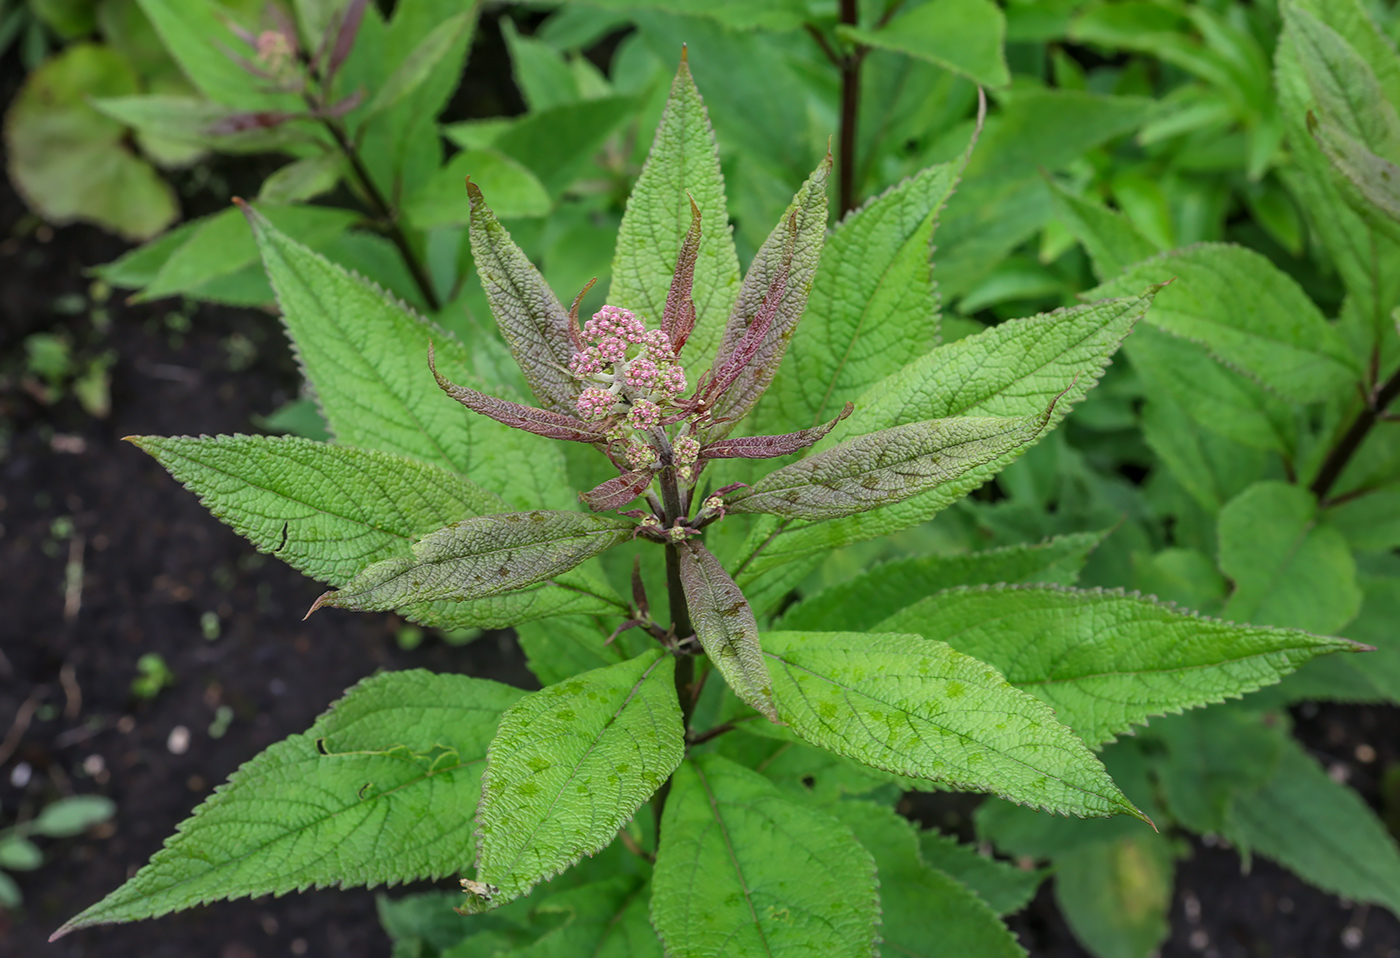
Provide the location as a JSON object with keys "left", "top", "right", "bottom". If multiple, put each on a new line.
{"left": 318, "top": 89, "right": 364, "bottom": 119}
{"left": 663, "top": 196, "right": 702, "bottom": 352}
{"left": 706, "top": 152, "right": 832, "bottom": 437}
{"left": 726, "top": 411, "right": 1051, "bottom": 521}
{"left": 700, "top": 406, "right": 852, "bottom": 462}
{"left": 324, "top": 0, "right": 368, "bottom": 83}
{"left": 429, "top": 345, "right": 603, "bottom": 444}
{"left": 467, "top": 180, "right": 580, "bottom": 415}
{"left": 676, "top": 541, "right": 777, "bottom": 722}
{"left": 566, "top": 278, "right": 596, "bottom": 351}
{"left": 309, "top": 511, "right": 635, "bottom": 615}
{"left": 580, "top": 470, "right": 655, "bottom": 512}
{"left": 206, "top": 110, "right": 301, "bottom": 135}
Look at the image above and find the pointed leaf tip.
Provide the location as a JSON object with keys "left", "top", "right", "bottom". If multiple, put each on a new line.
{"left": 304, "top": 591, "right": 333, "bottom": 619}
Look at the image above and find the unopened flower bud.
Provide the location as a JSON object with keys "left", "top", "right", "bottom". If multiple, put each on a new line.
{"left": 626, "top": 399, "right": 661, "bottom": 430}
{"left": 626, "top": 440, "right": 659, "bottom": 470}
{"left": 673, "top": 434, "right": 700, "bottom": 464}
{"left": 643, "top": 329, "right": 673, "bottom": 359}
{"left": 577, "top": 387, "right": 615, "bottom": 422}
{"left": 656, "top": 364, "right": 687, "bottom": 398}
{"left": 625, "top": 357, "right": 659, "bottom": 391}
{"left": 596, "top": 336, "right": 628, "bottom": 364}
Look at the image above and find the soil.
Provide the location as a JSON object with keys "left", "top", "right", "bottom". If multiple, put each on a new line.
{"left": 1, "top": 12, "right": 1399, "bottom": 958}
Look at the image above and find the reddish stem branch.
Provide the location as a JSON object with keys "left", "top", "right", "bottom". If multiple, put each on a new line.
{"left": 1311, "top": 365, "right": 1400, "bottom": 502}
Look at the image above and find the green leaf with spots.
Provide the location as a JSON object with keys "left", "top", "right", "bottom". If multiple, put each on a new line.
{"left": 244, "top": 204, "right": 572, "bottom": 510}
{"left": 757, "top": 160, "right": 963, "bottom": 434}
{"left": 876, "top": 586, "right": 1363, "bottom": 747}
{"left": 312, "top": 511, "right": 635, "bottom": 615}
{"left": 55, "top": 671, "right": 524, "bottom": 936}
{"left": 131, "top": 435, "right": 499, "bottom": 586}
{"left": 651, "top": 754, "right": 879, "bottom": 958}
{"left": 608, "top": 56, "right": 740, "bottom": 376}
{"left": 731, "top": 291, "right": 1156, "bottom": 585}
{"left": 759, "top": 631, "right": 1147, "bottom": 821}
{"left": 465, "top": 650, "right": 683, "bottom": 910}
{"left": 775, "top": 532, "right": 1105, "bottom": 632}
{"left": 828, "top": 801, "right": 1024, "bottom": 958}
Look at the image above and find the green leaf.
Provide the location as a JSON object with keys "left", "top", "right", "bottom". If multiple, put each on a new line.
{"left": 244, "top": 204, "right": 571, "bottom": 508}
{"left": 776, "top": 531, "right": 1105, "bottom": 632}
{"left": 732, "top": 292, "right": 1155, "bottom": 584}
{"left": 828, "top": 801, "right": 1024, "bottom": 958}
{"left": 0, "top": 871, "right": 20, "bottom": 909}
{"left": 6, "top": 44, "right": 178, "bottom": 240}
{"left": 1125, "top": 324, "right": 1295, "bottom": 455}
{"left": 32, "top": 795, "right": 115, "bottom": 838}
{"left": 467, "top": 181, "right": 581, "bottom": 416}
{"left": 676, "top": 541, "right": 777, "bottom": 721}
{"left": 91, "top": 94, "right": 305, "bottom": 156}
{"left": 131, "top": 435, "right": 500, "bottom": 587}
{"left": 760, "top": 631, "right": 1147, "bottom": 820}
{"left": 727, "top": 413, "right": 1048, "bottom": 522}
{"left": 608, "top": 56, "right": 740, "bottom": 378}
{"left": 56, "top": 671, "right": 524, "bottom": 934}
{"left": 651, "top": 755, "right": 879, "bottom": 958}
{"left": 1218, "top": 481, "right": 1363, "bottom": 634}
{"left": 837, "top": 0, "right": 1010, "bottom": 88}
{"left": 876, "top": 585, "right": 1362, "bottom": 747}
{"left": 360, "top": 12, "right": 474, "bottom": 122}
{"left": 0, "top": 837, "right": 43, "bottom": 871}
{"left": 1232, "top": 734, "right": 1400, "bottom": 915}
{"left": 502, "top": 876, "right": 659, "bottom": 957}
{"left": 1148, "top": 707, "right": 1283, "bottom": 837}
{"left": 500, "top": 18, "right": 578, "bottom": 112}
{"left": 137, "top": 0, "right": 296, "bottom": 110}
{"left": 709, "top": 154, "right": 832, "bottom": 433}
{"left": 313, "top": 511, "right": 635, "bottom": 614}
{"left": 1053, "top": 831, "right": 1174, "bottom": 958}
{"left": 257, "top": 153, "right": 344, "bottom": 205}
{"left": 405, "top": 149, "right": 551, "bottom": 228}
{"left": 1088, "top": 244, "right": 1360, "bottom": 404}
{"left": 137, "top": 204, "right": 357, "bottom": 304}
{"left": 759, "top": 160, "right": 962, "bottom": 434}
{"left": 1044, "top": 176, "right": 1160, "bottom": 282}
{"left": 466, "top": 651, "right": 683, "bottom": 909}
{"left": 1310, "top": 112, "right": 1400, "bottom": 230}
{"left": 572, "top": 0, "right": 807, "bottom": 32}
{"left": 918, "top": 831, "right": 1047, "bottom": 916}
{"left": 1276, "top": 0, "right": 1400, "bottom": 345}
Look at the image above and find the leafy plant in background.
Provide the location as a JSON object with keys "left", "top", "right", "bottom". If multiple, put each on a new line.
{"left": 50, "top": 50, "right": 1375, "bottom": 957}
{"left": 0, "top": 795, "right": 115, "bottom": 910}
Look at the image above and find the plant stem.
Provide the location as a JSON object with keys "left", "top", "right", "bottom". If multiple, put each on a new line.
{"left": 1310, "top": 365, "right": 1400, "bottom": 502}
{"left": 320, "top": 118, "right": 443, "bottom": 312}
{"left": 837, "top": 0, "right": 860, "bottom": 216}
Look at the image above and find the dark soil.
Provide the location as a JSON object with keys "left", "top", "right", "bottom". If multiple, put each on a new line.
{"left": 2, "top": 12, "right": 1400, "bottom": 958}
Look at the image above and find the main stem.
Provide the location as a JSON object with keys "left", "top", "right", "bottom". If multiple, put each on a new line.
{"left": 1310, "top": 365, "right": 1400, "bottom": 501}
{"left": 838, "top": 0, "right": 860, "bottom": 216}
{"left": 321, "top": 118, "right": 443, "bottom": 312}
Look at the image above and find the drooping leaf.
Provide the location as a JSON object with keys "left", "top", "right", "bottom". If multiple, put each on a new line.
{"left": 1087, "top": 244, "right": 1359, "bottom": 404}
{"left": 54, "top": 671, "right": 524, "bottom": 935}
{"left": 918, "top": 831, "right": 1047, "bottom": 916}
{"left": 760, "top": 631, "right": 1147, "bottom": 821}
{"left": 837, "top": 0, "right": 1010, "bottom": 88}
{"left": 608, "top": 56, "right": 740, "bottom": 372}
{"left": 399, "top": 575, "right": 626, "bottom": 633}
{"left": 876, "top": 585, "right": 1363, "bottom": 747}
{"left": 244, "top": 204, "right": 572, "bottom": 509}
{"left": 6, "top": 44, "right": 178, "bottom": 240}
{"left": 651, "top": 755, "right": 879, "bottom": 958}
{"left": 828, "top": 801, "right": 1024, "bottom": 958}
{"left": 1218, "top": 481, "right": 1363, "bottom": 634}
{"left": 730, "top": 291, "right": 1156, "bottom": 585}
{"left": 1053, "top": 831, "right": 1175, "bottom": 958}
{"left": 759, "top": 160, "right": 963, "bottom": 434}
{"left": 468, "top": 182, "right": 581, "bottom": 416}
{"left": 131, "top": 435, "right": 500, "bottom": 586}
{"left": 727, "top": 412, "right": 1048, "bottom": 522}
{"left": 1232, "top": 734, "right": 1400, "bottom": 916}
{"left": 776, "top": 531, "right": 1105, "bottom": 632}
{"left": 676, "top": 541, "right": 776, "bottom": 721}
{"left": 707, "top": 153, "right": 832, "bottom": 434}
{"left": 311, "top": 511, "right": 635, "bottom": 614}
{"left": 465, "top": 650, "right": 683, "bottom": 909}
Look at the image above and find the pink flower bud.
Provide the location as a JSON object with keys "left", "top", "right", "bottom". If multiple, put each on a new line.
{"left": 568, "top": 346, "right": 604, "bottom": 377}
{"left": 656, "top": 364, "right": 687, "bottom": 398}
{"left": 625, "top": 357, "right": 659, "bottom": 391}
{"left": 643, "top": 329, "right": 673, "bottom": 359}
{"left": 626, "top": 440, "right": 659, "bottom": 470}
{"left": 596, "top": 336, "right": 628, "bottom": 364}
{"left": 626, "top": 399, "right": 661, "bottom": 430}
{"left": 577, "top": 387, "right": 616, "bottom": 422}
{"left": 673, "top": 434, "right": 700, "bottom": 464}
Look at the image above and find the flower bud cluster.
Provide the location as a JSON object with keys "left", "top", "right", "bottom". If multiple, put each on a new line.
{"left": 673, "top": 434, "right": 701, "bottom": 483}
{"left": 569, "top": 305, "right": 687, "bottom": 432}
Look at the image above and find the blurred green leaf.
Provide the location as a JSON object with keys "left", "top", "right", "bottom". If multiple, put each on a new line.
{"left": 838, "top": 0, "right": 1010, "bottom": 89}
{"left": 405, "top": 148, "right": 551, "bottom": 227}
{"left": 0, "top": 836, "right": 43, "bottom": 871}
{"left": 33, "top": 796, "right": 116, "bottom": 838}
{"left": 1054, "top": 830, "right": 1174, "bottom": 958}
